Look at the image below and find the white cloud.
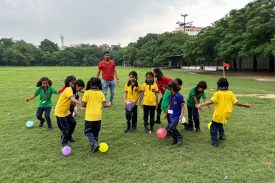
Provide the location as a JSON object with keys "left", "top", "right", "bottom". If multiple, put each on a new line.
{"left": 0, "top": 0, "right": 252, "bottom": 46}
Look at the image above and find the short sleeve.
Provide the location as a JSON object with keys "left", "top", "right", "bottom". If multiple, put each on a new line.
{"left": 50, "top": 87, "right": 57, "bottom": 94}
{"left": 98, "top": 61, "right": 103, "bottom": 70}
{"left": 178, "top": 94, "right": 185, "bottom": 105}
{"left": 101, "top": 92, "right": 106, "bottom": 102}
{"left": 141, "top": 84, "right": 145, "bottom": 91}
{"left": 231, "top": 92, "right": 238, "bottom": 104}
{"left": 82, "top": 91, "right": 88, "bottom": 103}
{"left": 124, "top": 84, "right": 128, "bottom": 92}
{"left": 34, "top": 87, "right": 40, "bottom": 96}
{"left": 211, "top": 92, "right": 219, "bottom": 104}
{"left": 64, "top": 87, "right": 73, "bottom": 99}
{"left": 190, "top": 88, "right": 196, "bottom": 97}
{"left": 154, "top": 84, "right": 159, "bottom": 92}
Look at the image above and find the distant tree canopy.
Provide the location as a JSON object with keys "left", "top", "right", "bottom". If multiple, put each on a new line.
{"left": 0, "top": 0, "right": 274, "bottom": 71}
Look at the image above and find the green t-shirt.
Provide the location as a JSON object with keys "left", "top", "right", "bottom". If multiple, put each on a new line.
{"left": 161, "top": 89, "right": 171, "bottom": 112}
{"left": 187, "top": 87, "right": 206, "bottom": 108}
{"left": 35, "top": 86, "right": 57, "bottom": 108}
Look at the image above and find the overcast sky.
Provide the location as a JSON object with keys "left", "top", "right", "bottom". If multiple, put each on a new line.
{"left": 0, "top": 0, "right": 252, "bottom": 47}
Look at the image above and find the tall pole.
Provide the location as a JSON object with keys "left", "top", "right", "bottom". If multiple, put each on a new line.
{"left": 181, "top": 13, "right": 188, "bottom": 33}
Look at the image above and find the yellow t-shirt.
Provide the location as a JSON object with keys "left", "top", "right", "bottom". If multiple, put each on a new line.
{"left": 124, "top": 83, "right": 141, "bottom": 104}
{"left": 211, "top": 90, "right": 238, "bottom": 124}
{"left": 82, "top": 89, "right": 105, "bottom": 121}
{"left": 141, "top": 83, "right": 158, "bottom": 106}
{"left": 55, "top": 87, "right": 73, "bottom": 117}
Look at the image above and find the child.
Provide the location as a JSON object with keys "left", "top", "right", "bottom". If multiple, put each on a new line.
{"left": 139, "top": 72, "right": 158, "bottom": 133}
{"left": 26, "top": 77, "right": 58, "bottom": 130}
{"left": 82, "top": 77, "right": 111, "bottom": 153}
{"left": 196, "top": 78, "right": 251, "bottom": 147}
{"left": 161, "top": 78, "right": 183, "bottom": 130}
{"left": 186, "top": 81, "right": 211, "bottom": 132}
{"left": 166, "top": 80, "right": 185, "bottom": 145}
{"left": 124, "top": 71, "right": 141, "bottom": 132}
{"left": 55, "top": 79, "right": 85, "bottom": 147}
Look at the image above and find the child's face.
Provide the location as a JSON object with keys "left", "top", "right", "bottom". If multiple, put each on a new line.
{"left": 169, "top": 88, "right": 176, "bottom": 94}
{"left": 152, "top": 71, "right": 157, "bottom": 78}
{"left": 69, "top": 80, "right": 76, "bottom": 87}
{"left": 146, "top": 75, "right": 153, "bottom": 83}
{"left": 75, "top": 86, "right": 84, "bottom": 92}
{"left": 129, "top": 75, "right": 136, "bottom": 83}
{"left": 42, "top": 81, "right": 49, "bottom": 88}
{"left": 197, "top": 87, "right": 205, "bottom": 93}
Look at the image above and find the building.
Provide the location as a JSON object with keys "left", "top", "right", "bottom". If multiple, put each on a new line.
{"left": 175, "top": 25, "right": 203, "bottom": 37}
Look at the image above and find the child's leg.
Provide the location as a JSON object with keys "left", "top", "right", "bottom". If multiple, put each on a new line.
{"left": 57, "top": 116, "right": 71, "bottom": 145}
{"left": 218, "top": 124, "right": 226, "bottom": 140}
{"left": 192, "top": 107, "right": 200, "bottom": 132}
{"left": 168, "top": 120, "right": 178, "bottom": 144}
{"left": 210, "top": 121, "right": 218, "bottom": 147}
{"left": 36, "top": 107, "right": 45, "bottom": 126}
{"left": 149, "top": 106, "right": 155, "bottom": 131}
{"left": 44, "top": 107, "right": 52, "bottom": 129}
{"left": 155, "top": 98, "right": 162, "bottom": 124}
{"left": 84, "top": 120, "right": 101, "bottom": 152}
{"left": 67, "top": 115, "right": 76, "bottom": 140}
{"left": 143, "top": 105, "right": 150, "bottom": 132}
{"left": 131, "top": 105, "right": 138, "bottom": 130}
{"left": 187, "top": 106, "right": 194, "bottom": 130}
{"left": 125, "top": 108, "right": 131, "bottom": 132}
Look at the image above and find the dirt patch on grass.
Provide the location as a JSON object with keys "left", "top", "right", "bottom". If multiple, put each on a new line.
{"left": 236, "top": 94, "right": 275, "bottom": 99}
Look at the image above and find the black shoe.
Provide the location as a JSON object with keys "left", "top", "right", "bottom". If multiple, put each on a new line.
{"left": 132, "top": 127, "right": 137, "bottom": 132}
{"left": 177, "top": 136, "right": 183, "bottom": 145}
{"left": 91, "top": 142, "right": 100, "bottom": 153}
{"left": 195, "top": 128, "right": 200, "bottom": 133}
{"left": 39, "top": 119, "right": 45, "bottom": 127}
{"left": 144, "top": 127, "right": 150, "bottom": 133}
{"left": 171, "top": 138, "right": 177, "bottom": 145}
{"left": 48, "top": 127, "right": 53, "bottom": 131}
{"left": 124, "top": 128, "right": 130, "bottom": 133}
{"left": 154, "top": 120, "right": 161, "bottom": 124}
{"left": 69, "top": 137, "right": 76, "bottom": 142}
{"left": 219, "top": 136, "right": 226, "bottom": 140}
{"left": 212, "top": 142, "right": 219, "bottom": 147}
{"left": 149, "top": 127, "right": 154, "bottom": 133}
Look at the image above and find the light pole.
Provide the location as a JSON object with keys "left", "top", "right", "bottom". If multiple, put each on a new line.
{"left": 176, "top": 13, "right": 192, "bottom": 33}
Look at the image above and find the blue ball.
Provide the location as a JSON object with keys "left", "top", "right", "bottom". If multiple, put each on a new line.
{"left": 26, "top": 121, "right": 34, "bottom": 128}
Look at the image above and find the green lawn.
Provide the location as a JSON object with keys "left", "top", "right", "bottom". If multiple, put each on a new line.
{"left": 0, "top": 67, "right": 274, "bottom": 183}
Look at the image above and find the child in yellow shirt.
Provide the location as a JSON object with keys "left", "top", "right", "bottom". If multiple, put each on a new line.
{"left": 82, "top": 77, "right": 112, "bottom": 153}
{"left": 124, "top": 71, "right": 141, "bottom": 132}
{"left": 197, "top": 78, "right": 251, "bottom": 147}
{"left": 139, "top": 72, "right": 159, "bottom": 133}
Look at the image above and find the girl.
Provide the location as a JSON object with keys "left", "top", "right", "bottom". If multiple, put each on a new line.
{"left": 55, "top": 79, "right": 85, "bottom": 147}
{"left": 152, "top": 67, "right": 172, "bottom": 124}
{"left": 196, "top": 78, "right": 251, "bottom": 147}
{"left": 82, "top": 77, "right": 112, "bottom": 153}
{"left": 26, "top": 77, "right": 58, "bottom": 130}
{"left": 166, "top": 80, "right": 185, "bottom": 145}
{"left": 186, "top": 81, "right": 211, "bottom": 132}
{"left": 139, "top": 72, "right": 158, "bottom": 133}
{"left": 123, "top": 71, "right": 141, "bottom": 132}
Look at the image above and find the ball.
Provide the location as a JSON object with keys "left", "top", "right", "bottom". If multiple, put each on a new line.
{"left": 156, "top": 128, "right": 167, "bottom": 139}
{"left": 62, "top": 146, "right": 71, "bottom": 156}
{"left": 26, "top": 121, "right": 34, "bottom": 128}
{"left": 99, "top": 143, "right": 109, "bottom": 153}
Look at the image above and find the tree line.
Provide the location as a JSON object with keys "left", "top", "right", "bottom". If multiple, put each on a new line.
{"left": 0, "top": 0, "right": 274, "bottom": 71}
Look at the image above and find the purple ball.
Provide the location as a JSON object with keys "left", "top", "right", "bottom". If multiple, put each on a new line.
{"left": 62, "top": 146, "right": 71, "bottom": 156}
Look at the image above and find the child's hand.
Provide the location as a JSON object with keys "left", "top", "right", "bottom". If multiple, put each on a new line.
{"left": 195, "top": 104, "right": 201, "bottom": 108}
{"left": 245, "top": 103, "right": 251, "bottom": 108}
{"left": 198, "top": 107, "right": 202, "bottom": 113}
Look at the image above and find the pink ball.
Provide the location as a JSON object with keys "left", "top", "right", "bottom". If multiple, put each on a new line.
{"left": 62, "top": 146, "right": 71, "bottom": 156}
{"left": 156, "top": 128, "right": 167, "bottom": 139}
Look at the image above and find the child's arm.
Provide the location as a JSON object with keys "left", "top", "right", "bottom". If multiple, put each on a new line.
{"left": 164, "top": 104, "right": 170, "bottom": 119}
{"left": 70, "top": 96, "right": 82, "bottom": 105}
{"left": 26, "top": 95, "right": 36, "bottom": 102}
{"left": 196, "top": 100, "right": 214, "bottom": 108}
{"left": 124, "top": 91, "right": 128, "bottom": 105}
{"left": 203, "top": 99, "right": 212, "bottom": 112}
{"left": 235, "top": 102, "right": 251, "bottom": 108}
{"left": 179, "top": 103, "right": 185, "bottom": 120}
{"left": 155, "top": 91, "right": 158, "bottom": 109}
{"left": 139, "top": 91, "right": 144, "bottom": 108}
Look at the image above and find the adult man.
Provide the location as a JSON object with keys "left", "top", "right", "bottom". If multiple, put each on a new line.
{"left": 96, "top": 51, "right": 119, "bottom": 104}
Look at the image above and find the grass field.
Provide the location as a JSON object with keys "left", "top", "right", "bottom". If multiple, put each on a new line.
{"left": 0, "top": 67, "right": 274, "bottom": 183}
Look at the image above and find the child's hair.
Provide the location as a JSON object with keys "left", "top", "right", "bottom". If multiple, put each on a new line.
{"left": 196, "top": 81, "right": 207, "bottom": 90}
{"left": 145, "top": 71, "right": 154, "bottom": 84}
{"left": 36, "top": 77, "right": 52, "bottom": 87}
{"left": 168, "top": 80, "right": 181, "bottom": 92}
{"left": 86, "top": 77, "right": 102, "bottom": 90}
{"left": 217, "top": 78, "right": 229, "bottom": 90}
{"left": 175, "top": 78, "right": 183, "bottom": 86}
{"left": 127, "top": 71, "right": 138, "bottom": 90}
{"left": 104, "top": 51, "right": 110, "bottom": 55}
{"left": 152, "top": 67, "right": 163, "bottom": 80}
{"left": 64, "top": 75, "right": 76, "bottom": 87}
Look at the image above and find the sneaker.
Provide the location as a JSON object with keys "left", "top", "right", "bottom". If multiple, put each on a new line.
{"left": 48, "top": 127, "right": 53, "bottom": 131}
{"left": 132, "top": 127, "right": 137, "bottom": 132}
{"left": 144, "top": 127, "right": 150, "bottom": 133}
{"left": 177, "top": 136, "right": 183, "bottom": 145}
{"left": 171, "top": 138, "right": 177, "bottom": 145}
{"left": 195, "top": 128, "right": 200, "bottom": 133}
{"left": 219, "top": 136, "right": 226, "bottom": 140}
{"left": 212, "top": 142, "right": 219, "bottom": 147}
{"left": 39, "top": 119, "right": 45, "bottom": 127}
{"left": 91, "top": 142, "right": 100, "bottom": 153}
{"left": 149, "top": 127, "right": 154, "bottom": 133}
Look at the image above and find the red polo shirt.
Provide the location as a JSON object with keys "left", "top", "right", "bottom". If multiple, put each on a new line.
{"left": 98, "top": 60, "right": 116, "bottom": 81}
{"left": 156, "top": 76, "right": 172, "bottom": 96}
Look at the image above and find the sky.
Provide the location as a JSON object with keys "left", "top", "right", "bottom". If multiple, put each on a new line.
{"left": 0, "top": 0, "right": 253, "bottom": 47}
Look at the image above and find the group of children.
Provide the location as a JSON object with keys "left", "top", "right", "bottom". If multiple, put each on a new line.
{"left": 26, "top": 72, "right": 251, "bottom": 153}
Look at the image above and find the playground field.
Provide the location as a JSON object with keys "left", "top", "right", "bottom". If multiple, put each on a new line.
{"left": 0, "top": 67, "right": 274, "bottom": 183}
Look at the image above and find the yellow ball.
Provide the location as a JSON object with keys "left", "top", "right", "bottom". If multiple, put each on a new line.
{"left": 208, "top": 122, "right": 212, "bottom": 130}
{"left": 99, "top": 143, "right": 109, "bottom": 153}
